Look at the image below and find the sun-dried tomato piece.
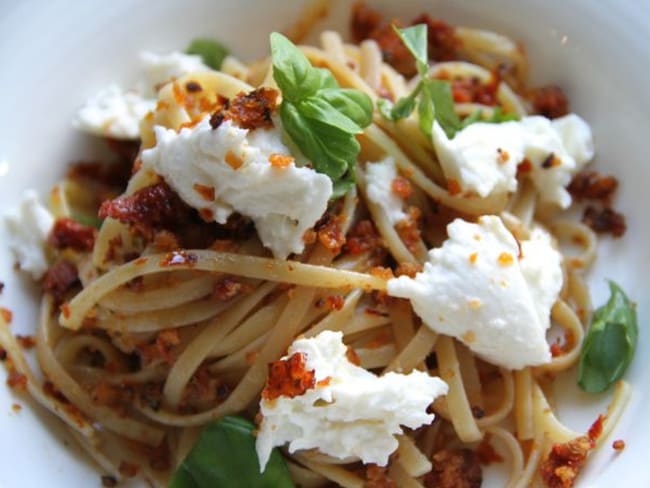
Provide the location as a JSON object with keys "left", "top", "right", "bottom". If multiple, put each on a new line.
{"left": 262, "top": 352, "right": 316, "bottom": 401}
{"left": 532, "top": 85, "right": 569, "bottom": 119}
{"left": 350, "top": 4, "right": 460, "bottom": 76}
{"left": 316, "top": 214, "right": 346, "bottom": 255}
{"left": 48, "top": 218, "right": 97, "bottom": 252}
{"left": 227, "top": 87, "right": 278, "bottom": 130}
{"left": 395, "top": 206, "right": 423, "bottom": 253}
{"left": 582, "top": 206, "right": 626, "bottom": 237}
{"left": 42, "top": 260, "right": 79, "bottom": 304}
{"left": 209, "top": 88, "right": 278, "bottom": 131}
{"left": 344, "top": 219, "right": 383, "bottom": 255}
{"left": 449, "top": 73, "right": 500, "bottom": 105}
{"left": 350, "top": 2, "right": 384, "bottom": 43}
{"left": 540, "top": 436, "right": 592, "bottom": 488}
{"left": 365, "top": 464, "right": 397, "bottom": 488}
{"left": 98, "top": 182, "right": 192, "bottom": 236}
{"left": 568, "top": 171, "right": 618, "bottom": 203}
{"left": 424, "top": 448, "right": 482, "bottom": 488}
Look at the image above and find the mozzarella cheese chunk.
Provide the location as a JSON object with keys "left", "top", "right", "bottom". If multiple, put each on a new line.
{"left": 432, "top": 121, "right": 522, "bottom": 198}
{"left": 4, "top": 190, "right": 54, "bottom": 279}
{"left": 138, "top": 50, "right": 209, "bottom": 96}
{"left": 75, "top": 51, "right": 211, "bottom": 139}
{"left": 365, "top": 156, "right": 408, "bottom": 225}
{"left": 526, "top": 114, "right": 595, "bottom": 207}
{"left": 256, "top": 331, "right": 448, "bottom": 471}
{"left": 73, "top": 84, "right": 156, "bottom": 140}
{"left": 520, "top": 226, "right": 564, "bottom": 327}
{"left": 431, "top": 113, "right": 594, "bottom": 207}
{"left": 387, "top": 216, "right": 562, "bottom": 369}
{"left": 141, "top": 117, "right": 332, "bottom": 259}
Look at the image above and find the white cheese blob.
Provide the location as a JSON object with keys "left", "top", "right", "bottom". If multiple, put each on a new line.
{"left": 138, "top": 50, "right": 210, "bottom": 96}
{"left": 387, "top": 216, "right": 562, "bottom": 369}
{"left": 141, "top": 117, "right": 332, "bottom": 259}
{"left": 75, "top": 50, "right": 211, "bottom": 139}
{"left": 432, "top": 121, "right": 522, "bottom": 198}
{"left": 526, "top": 114, "right": 595, "bottom": 207}
{"left": 431, "top": 113, "right": 594, "bottom": 207}
{"left": 4, "top": 190, "right": 54, "bottom": 279}
{"left": 365, "top": 156, "right": 408, "bottom": 225}
{"left": 520, "top": 226, "right": 564, "bottom": 327}
{"left": 255, "top": 330, "right": 448, "bottom": 471}
{"left": 74, "top": 84, "right": 156, "bottom": 140}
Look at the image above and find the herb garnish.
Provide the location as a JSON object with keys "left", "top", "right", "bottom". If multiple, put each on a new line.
{"left": 578, "top": 281, "right": 638, "bottom": 393}
{"left": 186, "top": 38, "right": 230, "bottom": 70}
{"left": 270, "top": 32, "right": 373, "bottom": 198}
{"left": 378, "top": 25, "right": 518, "bottom": 139}
{"left": 169, "top": 415, "right": 294, "bottom": 488}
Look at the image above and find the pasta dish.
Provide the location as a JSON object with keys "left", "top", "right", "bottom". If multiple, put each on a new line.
{"left": 0, "top": 2, "right": 637, "bottom": 487}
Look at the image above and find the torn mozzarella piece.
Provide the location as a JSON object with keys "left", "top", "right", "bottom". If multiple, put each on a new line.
{"left": 520, "top": 226, "right": 564, "bottom": 327}
{"left": 255, "top": 331, "right": 447, "bottom": 471}
{"left": 525, "top": 114, "right": 595, "bottom": 207}
{"left": 141, "top": 118, "right": 332, "bottom": 259}
{"left": 432, "top": 121, "right": 522, "bottom": 198}
{"left": 73, "top": 84, "right": 155, "bottom": 140}
{"left": 75, "top": 50, "right": 211, "bottom": 139}
{"left": 365, "top": 156, "right": 408, "bottom": 225}
{"left": 138, "top": 50, "right": 210, "bottom": 96}
{"left": 431, "top": 113, "right": 594, "bottom": 207}
{"left": 387, "top": 216, "right": 562, "bottom": 369}
{"left": 4, "top": 190, "right": 54, "bottom": 279}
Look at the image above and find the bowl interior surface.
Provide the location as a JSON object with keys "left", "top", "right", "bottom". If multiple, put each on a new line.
{"left": 1, "top": 0, "right": 649, "bottom": 486}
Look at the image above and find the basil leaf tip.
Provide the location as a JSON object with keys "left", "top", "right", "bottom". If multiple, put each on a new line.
{"left": 578, "top": 280, "right": 638, "bottom": 393}
{"left": 392, "top": 24, "right": 429, "bottom": 76}
{"left": 270, "top": 32, "right": 373, "bottom": 197}
{"left": 169, "top": 415, "right": 294, "bottom": 488}
{"left": 186, "top": 38, "right": 229, "bottom": 70}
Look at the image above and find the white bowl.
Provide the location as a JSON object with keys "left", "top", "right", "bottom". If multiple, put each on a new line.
{"left": 1, "top": 0, "right": 648, "bottom": 486}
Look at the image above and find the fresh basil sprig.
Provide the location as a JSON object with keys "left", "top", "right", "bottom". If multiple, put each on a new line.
{"left": 578, "top": 281, "right": 638, "bottom": 393}
{"left": 270, "top": 32, "right": 373, "bottom": 198}
{"left": 169, "top": 416, "right": 294, "bottom": 488}
{"left": 186, "top": 38, "right": 230, "bottom": 70}
{"left": 378, "top": 25, "right": 518, "bottom": 139}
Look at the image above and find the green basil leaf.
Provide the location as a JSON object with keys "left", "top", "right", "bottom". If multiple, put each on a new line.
{"left": 312, "top": 67, "right": 339, "bottom": 90}
{"left": 578, "top": 281, "right": 638, "bottom": 393}
{"left": 297, "top": 97, "right": 364, "bottom": 134}
{"left": 417, "top": 81, "right": 436, "bottom": 137}
{"left": 169, "top": 416, "right": 294, "bottom": 488}
{"left": 270, "top": 32, "right": 322, "bottom": 101}
{"left": 423, "top": 79, "right": 461, "bottom": 139}
{"left": 392, "top": 24, "right": 429, "bottom": 76}
{"left": 186, "top": 38, "right": 229, "bottom": 70}
{"left": 486, "top": 106, "right": 520, "bottom": 123}
{"left": 318, "top": 88, "right": 373, "bottom": 128}
{"left": 281, "top": 102, "right": 357, "bottom": 180}
{"left": 270, "top": 33, "right": 371, "bottom": 196}
{"left": 332, "top": 171, "right": 356, "bottom": 199}
{"left": 377, "top": 98, "right": 394, "bottom": 120}
{"left": 459, "top": 110, "right": 484, "bottom": 129}
{"left": 391, "top": 95, "right": 418, "bottom": 120}
{"left": 458, "top": 107, "right": 519, "bottom": 131}
{"left": 377, "top": 83, "right": 422, "bottom": 122}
